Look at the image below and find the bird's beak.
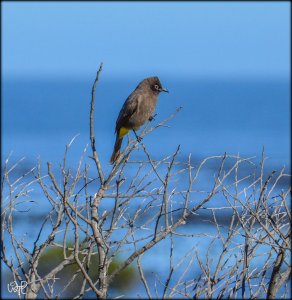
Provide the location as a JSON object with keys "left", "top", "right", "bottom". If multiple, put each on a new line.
{"left": 160, "top": 87, "right": 169, "bottom": 93}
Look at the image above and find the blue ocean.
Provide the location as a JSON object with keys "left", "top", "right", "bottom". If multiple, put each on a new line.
{"left": 3, "top": 75, "right": 290, "bottom": 168}
{"left": 2, "top": 75, "right": 291, "bottom": 298}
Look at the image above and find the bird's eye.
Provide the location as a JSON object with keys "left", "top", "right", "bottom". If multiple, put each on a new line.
{"left": 154, "top": 84, "right": 160, "bottom": 90}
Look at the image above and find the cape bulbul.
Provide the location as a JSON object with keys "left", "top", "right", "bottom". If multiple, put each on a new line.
{"left": 110, "top": 77, "right": 168, "bottom": 164}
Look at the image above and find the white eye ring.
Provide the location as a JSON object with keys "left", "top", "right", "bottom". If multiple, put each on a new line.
{"left": 154, "top": 84, "right": 160, "bottom": 90}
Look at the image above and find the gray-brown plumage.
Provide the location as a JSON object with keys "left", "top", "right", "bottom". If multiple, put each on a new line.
{"left": 110, "top": 76, "right": 168, "bottom": 164}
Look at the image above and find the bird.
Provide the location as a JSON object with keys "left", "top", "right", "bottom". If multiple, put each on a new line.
{"left": 110, "top": 76, "right": 169, "bottom": 164}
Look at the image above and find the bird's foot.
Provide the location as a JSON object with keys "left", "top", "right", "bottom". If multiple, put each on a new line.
{"left": 133, "top": 130, "right": 142, "bottom": 142}
{"left": 148, "top": 114, "right": 157, "bottom": 122}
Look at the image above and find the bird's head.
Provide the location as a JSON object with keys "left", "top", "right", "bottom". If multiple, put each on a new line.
{"left": 142, "top": 77, "right": 169, "bottom": 94}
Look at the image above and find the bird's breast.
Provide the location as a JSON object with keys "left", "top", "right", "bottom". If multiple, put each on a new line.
{"left": 129, "top": 96, "right": 157, "bottom": 129}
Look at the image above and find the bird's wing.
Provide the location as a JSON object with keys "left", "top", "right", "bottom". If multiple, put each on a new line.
{"left": 115, "top": 93, "right": 141, "bottom": 132}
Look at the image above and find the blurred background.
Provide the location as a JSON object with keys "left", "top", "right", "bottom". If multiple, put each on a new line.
{"left": 2, "top": 2, "right": 290, "bottom": 298}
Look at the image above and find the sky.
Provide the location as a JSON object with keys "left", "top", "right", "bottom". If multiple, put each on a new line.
{"left": 2, "top": 1, "right": 290, "bottom": 79}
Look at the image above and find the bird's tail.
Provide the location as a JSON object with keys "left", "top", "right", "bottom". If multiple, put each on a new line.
{"left": 110, "top": 135, "right": 123, "bottom": 164}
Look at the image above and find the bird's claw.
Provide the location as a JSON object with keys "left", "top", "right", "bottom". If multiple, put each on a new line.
{"left": 133, "top": 130, "right": 142, "bottom": 142}
{"left": 148, "top": 114, "right": 157, "bottom": 122}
